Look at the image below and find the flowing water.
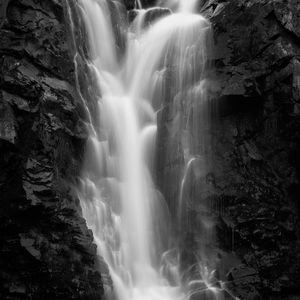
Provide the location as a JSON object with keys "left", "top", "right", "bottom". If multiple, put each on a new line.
{"left": 72, "top": 0, "right": 227, "bottom": 299}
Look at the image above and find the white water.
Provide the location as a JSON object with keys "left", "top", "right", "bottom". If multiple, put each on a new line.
{"left": 74, "top": 0, "right": 223, "bottom": 299}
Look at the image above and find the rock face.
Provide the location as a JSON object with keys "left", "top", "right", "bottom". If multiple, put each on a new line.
{"left": 0, "top": 0, "right": 104, "bottom": 299}
{"left": 154, "top": 0, "right": 300, "bottom": 299}
{"left": 1, "top": 0, "right": 300, "bottom": 299}
{"left": 207, "top": 1, "right": 300, "bottom": 298}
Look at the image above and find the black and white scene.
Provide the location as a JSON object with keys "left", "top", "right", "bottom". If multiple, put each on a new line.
{"left": 0, "top": 0, "right": 300, "bottom": 299}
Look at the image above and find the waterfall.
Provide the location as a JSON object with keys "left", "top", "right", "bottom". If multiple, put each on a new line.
{"left": 72, "top": 0, "right": 226, "bottom": 299}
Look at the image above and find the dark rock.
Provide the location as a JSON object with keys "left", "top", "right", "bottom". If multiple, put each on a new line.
{"left": 226, "top": 264, "right": 262, "bottom": 300}
{"left": 274, "top": 1, "right": 300, "bottom": 38}
{"left": 140, "top": 0, "right": 157, "bottom": 8}
{"left": 0, "top": 98, "right": 17, "bottom": 144}
{"left": 154, "top": 0, "right": 300, "bottom": 298}
{"left": 123, "top": 0, "right": 136, "bottom": 10}
{"left": 123, "top": 0, "right": 157, "bottom": 10}
{"left": 0, "top": 0, "right": 105, "bottom": 299}
{"left": 204, "top": 0, "right": 300, "bottom": 298}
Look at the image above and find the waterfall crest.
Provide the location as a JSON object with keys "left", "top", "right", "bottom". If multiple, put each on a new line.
{"left": 72, "top": 0, "right": 223, "bottom": 299}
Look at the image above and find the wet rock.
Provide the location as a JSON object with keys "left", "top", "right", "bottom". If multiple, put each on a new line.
{"left": 140, "top": 0, "right": 157, "bottom": 8}
{"left": 274, "top": 1, "right": 300, "bottom": 38}
{"left": 2, "top": 0, "right": 74, "bottom": 81}
{"left": 0, "top": 99, "right": 17, "bottom": 144}
{"left": 152, "top": 0, "right": 300, "bottom": 298}
{"left": 199, "top": 0, "right": 300, "bottom": 298}
{"left": 142, "top": 7, "right": 172, "bottom": 26}
{"left": 123, "top": 0, "right": 135, "bottom": 10}
{"left": 20, "top": 236, "right": 41, "bottom": 260}
{"left": 0, "top": 0, "right": 104, "bottom": 299}
{"left": 124, "top": 0, "right": 157, "bottom": 9}
{"left": 128, "top": 6, "right": 171, "bottom": 26}
{"left": 226, "top": 264, "right": 262, "bottom": 300}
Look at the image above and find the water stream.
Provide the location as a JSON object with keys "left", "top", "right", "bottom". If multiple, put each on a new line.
{"left": 72, "top": 0, "right": 226, "bottom": 299}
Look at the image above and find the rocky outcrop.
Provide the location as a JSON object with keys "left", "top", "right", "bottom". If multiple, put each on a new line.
{"left": 0, "top": 0, "right": 104, "bottom": 299}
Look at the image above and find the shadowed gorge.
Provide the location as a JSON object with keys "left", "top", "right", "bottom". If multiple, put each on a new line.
{"left": 0, "top": 0, "right": 300, "bottom": 300}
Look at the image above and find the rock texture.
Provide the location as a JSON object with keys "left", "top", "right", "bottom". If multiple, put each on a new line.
{"left": 0, "top": 0, "right": 104, "bottom": 299}
{"left": 205, "top": 1, "right": 300, "bottom": 298}
{"left": 153, "top": 0, "right": 300, "bottom": 299}
{"left": 1, "top": 0, "right": 300, "bottom": 299}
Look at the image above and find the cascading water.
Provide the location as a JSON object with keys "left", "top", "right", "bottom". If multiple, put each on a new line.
{"left": 71, "top": 0, "right": 230, "bottom": 299}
